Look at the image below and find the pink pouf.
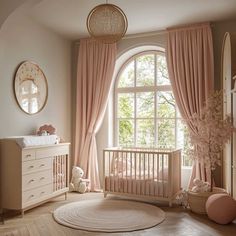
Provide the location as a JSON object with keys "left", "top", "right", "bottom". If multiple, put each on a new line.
{"left": 206, "top": 193, "right": 236, "bottom": 224}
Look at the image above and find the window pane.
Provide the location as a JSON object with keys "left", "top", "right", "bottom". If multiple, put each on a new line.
{"left": 118, "top": 119, "right": 134, "bottom": 147}
{"left": 157, "top": 119, "right": 175, "bottom": 148}
{"left": 136, "top": 54, "right": 154, "bottom": 86}
{"left": 176, "top": 107, "right": 182, "bottom": 118}
{"left": 157, "top": 91, "right": 175, "bottom": 118}
{"left": 137, "top": 92, "right": 154, "bottom": 118}
{"left": 156, "top": 54, "right": 170, "bottom": 85}
{"left": 118, "top": 61, "right": 134, "bottom": 88}
{"left": 118, "top": 93, "right": 134, "bottom": 118}
{"left": 177, "top": 119, "right": 192, "bottom": 166}
{"left": 136, "top": 119, "right": 155, "bottom": 147}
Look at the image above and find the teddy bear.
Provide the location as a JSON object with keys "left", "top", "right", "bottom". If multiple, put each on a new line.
{"left": 191, "top": 178, "right": 210, "bottom": 193}
{"left": 69, "top": 166, "right": 90, "bottom": 193}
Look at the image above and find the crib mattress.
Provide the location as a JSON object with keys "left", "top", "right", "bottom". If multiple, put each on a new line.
{"left": 105, "top": 176, "right": 168, "bottom": 197}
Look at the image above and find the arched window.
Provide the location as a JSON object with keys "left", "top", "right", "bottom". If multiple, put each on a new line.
{"left": 115, "top": 50, "right": 191, "bottom": 166}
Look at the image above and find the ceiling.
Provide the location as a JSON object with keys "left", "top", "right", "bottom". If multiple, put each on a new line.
{"left": 27, "top": 0, "right": 236, "bottom": 40}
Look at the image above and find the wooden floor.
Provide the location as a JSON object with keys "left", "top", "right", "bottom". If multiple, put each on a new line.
{"left": 0, "top": 192, "right": 235, "bottom": 236}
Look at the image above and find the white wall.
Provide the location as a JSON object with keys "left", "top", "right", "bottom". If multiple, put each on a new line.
{"left": 0, "top": 4, "right": 71, "bottom": 141}
{"left": 0, "top": 0, "right": 27, "bottom": 28}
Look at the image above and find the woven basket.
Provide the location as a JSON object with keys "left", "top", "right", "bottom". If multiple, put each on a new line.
{"left": 188, "top": 187, "right": 227, "bottom": 214}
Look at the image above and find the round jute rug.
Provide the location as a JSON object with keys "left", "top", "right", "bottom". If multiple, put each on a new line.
{"left": 53, "top": 199, "right": 165, "bottom": 232}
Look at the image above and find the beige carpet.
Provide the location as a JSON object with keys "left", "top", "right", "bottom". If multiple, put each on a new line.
{"left": 53, "top": 199, "right": 165, "bottom": 232}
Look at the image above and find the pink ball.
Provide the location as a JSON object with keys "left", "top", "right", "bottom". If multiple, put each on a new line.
{"left": 206, "top": 193, "right": 236, "bottom": 224}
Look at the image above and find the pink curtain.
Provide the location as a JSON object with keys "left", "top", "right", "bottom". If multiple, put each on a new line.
{"left": 166, "top": 23, "right": 214, "bottom": 188}
{"left": 74, "top": 38, "right": 117, "bottom": 191}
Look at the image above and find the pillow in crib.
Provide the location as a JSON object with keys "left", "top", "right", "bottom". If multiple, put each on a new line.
{"left": 116, "top": 160, "right": 126, "bottom": 173}
{"left": 114, "top": 160, "right": 131, "bottom": 173}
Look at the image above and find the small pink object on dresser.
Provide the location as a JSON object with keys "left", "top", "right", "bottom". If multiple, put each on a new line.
{"left": 206, "top": 193, "right": 236, "bottom": 224}
{"left": 37, "top": 124, "right": 56, "bottom": 135}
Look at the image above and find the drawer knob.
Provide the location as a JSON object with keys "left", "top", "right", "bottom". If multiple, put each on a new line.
{"left": 40, "top": 191, "right": 45, "bottom": 195}
{"left": 26, "top": 154, "right": 31, "bottom": 158}
{"left": 29, "top": 166, "right": 34, "bottom": 169}
{"left": 40, "top": 164, "right": 45, "bottom": 167}
{"left": 29, "top": 179, "right": 35, "bottom": 183}
{"left": 29, "top": 194, "right": 34, "bottom": 198}
{"left": 40, "top": 177, "right": 45, "bottom": 180}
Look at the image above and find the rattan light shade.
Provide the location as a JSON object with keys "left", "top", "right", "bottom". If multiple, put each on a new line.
{"left": 87, "top": 4, "right": 128, "bottom": 43}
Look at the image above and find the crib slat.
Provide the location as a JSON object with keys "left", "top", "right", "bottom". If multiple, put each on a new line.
{"left": 125, "top": 151, "right": 127, "bottom": 193}
{"left": 153, "top": 154, "right": 155, "bottom": 195}
{"left": 135, "top": 152, "right": 137, "bottom": 194}
{"left": 125, "top": 151, "right": 127, "bottom": 178}
{"left": 130, "top": 152, "right": 133, "bottom": 194}
{"left": 56, "top": 156, "right": 58, "bottom": 191}
{"left": 156, "top": 153, "right": 159, "bottom": 196}
{"left": 162, "top": 154, "right": 164, "bottom": 197}
{"left": 108, "top": 151, "right": 110, "bottom": 192}
{"left": 143, "top": 152, "right": 146, "bottom": 195}
{"left": 152, "top": 153, "right": 154, "bottom": 181}
{"left": 121, "top": 151, "right": 123, "bottom": 180}
{"left": 139, "top": 152, "right": 141, "bottom": 179}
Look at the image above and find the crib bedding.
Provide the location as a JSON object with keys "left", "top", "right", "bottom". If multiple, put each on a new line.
{"left": 105, "top": 176, "right": 168, "bottom": 197}
{"left": 109, "top": 171, "right": 168, "bottom": 180}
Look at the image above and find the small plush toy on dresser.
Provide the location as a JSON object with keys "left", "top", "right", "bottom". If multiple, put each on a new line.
{"left": 69, "top": 166, "right": 90, "bottom": 193}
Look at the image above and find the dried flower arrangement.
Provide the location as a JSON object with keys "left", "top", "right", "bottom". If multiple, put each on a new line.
{"left": 187, "top": 90, "right": 235, "bottom": 191}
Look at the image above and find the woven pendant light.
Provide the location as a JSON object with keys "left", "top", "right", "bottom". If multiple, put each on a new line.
{"left": 86, "top": 2, "right": 128, "bottom": 43}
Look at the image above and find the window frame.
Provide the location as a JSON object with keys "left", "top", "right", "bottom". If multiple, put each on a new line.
{"left": 114, "top": 50, "right": 181, "bottom": 150}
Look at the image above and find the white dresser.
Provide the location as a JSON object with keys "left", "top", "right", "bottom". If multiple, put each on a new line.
{"left": 0, "top": 139, "right": 70, "bottom": 215}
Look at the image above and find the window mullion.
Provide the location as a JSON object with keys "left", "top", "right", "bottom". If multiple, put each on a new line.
{"left": 134, "top": 58, "right": 137, "bottom": 147}
{"left": 114, "top": 88, "right": 118, "bottom": 146}
{"left": 175, "top": 106, "right": 177, "bottom": 149}
{"left": 154, "top": 54, "right": 157, "bottom": 148}
{"left": 117, "top": 86, "right": 170, "bottom": 93}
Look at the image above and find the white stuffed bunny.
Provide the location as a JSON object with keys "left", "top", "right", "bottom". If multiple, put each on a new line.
{"left": 69, "top": 166, "right": 90, "bottom": 193}
{"left": 191, "top": 178, "right": 210, "bottom": 193}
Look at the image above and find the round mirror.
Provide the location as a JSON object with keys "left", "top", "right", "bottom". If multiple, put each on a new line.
{"left": 14, "top": 61, "right": 48, "bottom": 114}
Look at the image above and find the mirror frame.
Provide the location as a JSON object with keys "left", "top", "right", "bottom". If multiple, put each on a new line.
{"left": 14, "top": 61, "right": 48, "bottom": 115}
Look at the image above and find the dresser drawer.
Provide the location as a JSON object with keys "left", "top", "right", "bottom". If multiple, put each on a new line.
{"left": 22, "top": 170, "right": 52, "bottom": 191}
{"left": 22, "top": 184, "right": 52, "bottom": 204}
{"left": 22, "top": 149, "right": 35, "bottom": 162}
{"left": 36, "top": 145, "right": 69, "bottom": 159}
{"left": 22, "top": 158, "right": 52, "bottom": 175}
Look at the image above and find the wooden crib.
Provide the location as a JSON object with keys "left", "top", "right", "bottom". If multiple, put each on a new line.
{"left": 103, "top": 147, "right": 181, "bottom": 206}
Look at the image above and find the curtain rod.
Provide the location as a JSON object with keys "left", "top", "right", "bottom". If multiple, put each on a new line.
{"left": 123, "top": 29, "right": 167, "bottom": 39}
{"left": 167, "top": 22, "right": 212, "bottom": 32}
{"left": 74, "top": 29, "right": 167, "bottom": 44}
{"left": 74, "top": 22, "right": 215, "bottom": 44}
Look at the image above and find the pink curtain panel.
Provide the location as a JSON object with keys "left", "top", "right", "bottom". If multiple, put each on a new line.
{"left": 74, "top": 38, "right": 117, "bottom": 191}
{"left": 166, "top": 23, "right": 214, "bottom": 188}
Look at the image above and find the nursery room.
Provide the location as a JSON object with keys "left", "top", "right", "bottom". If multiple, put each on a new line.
{"left": 0, "top": 0, "right": 236, "bottom": 235}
